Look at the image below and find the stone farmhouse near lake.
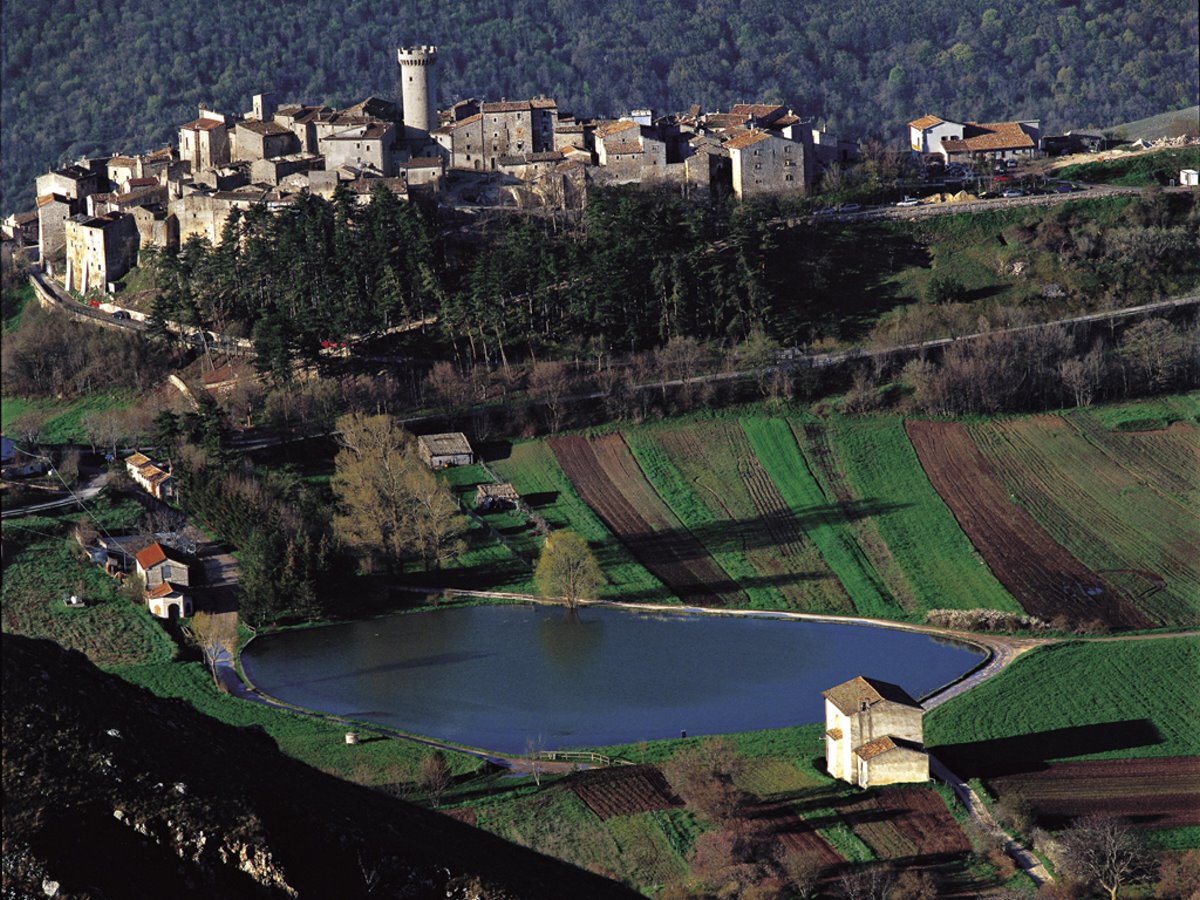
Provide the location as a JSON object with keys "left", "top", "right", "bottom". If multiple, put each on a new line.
{"left": 823, "top": 675, "right": 929, "bottom": 788}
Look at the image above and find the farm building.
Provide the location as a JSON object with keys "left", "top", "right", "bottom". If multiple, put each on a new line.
{"left": 417, "top": 432, "right": 474, "bottom": 468}
{"left": 1181, "top": 169, "right": 1199, "bottom": 186}
{"left": 135, "top": 542, "right": 190, "bottom": 590}
{"left": 146, "top": 581, "right": 192, "bottom": 619}
{"left": 823, "top": 675, "right": 929, "bottom": 788}
{"left": 475, "top": 482, "right": 519, "bottom": 511}
{"left": 125, "top": 451, "right": 175, "bottom": 501}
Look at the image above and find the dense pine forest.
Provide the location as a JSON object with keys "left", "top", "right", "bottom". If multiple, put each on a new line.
{"left": 3, "top": 0, "right": 1198, "bottom": 213}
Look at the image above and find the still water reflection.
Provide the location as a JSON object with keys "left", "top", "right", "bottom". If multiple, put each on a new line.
{"left": 241, "top": 604, "right": 983, "bottom": 753}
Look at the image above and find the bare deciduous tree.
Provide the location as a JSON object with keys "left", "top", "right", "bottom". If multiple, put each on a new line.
{"left": 1058, "top": 816, "right": 1151, "bottom": 900}
{"left": 528, "top": 359, "right": 573, "bottom": 434}
{"left": 190, "top": 611, "right": 237, "bottom": 686}
{"left": 419, "top": 751, "right": 452, "bottom": 807}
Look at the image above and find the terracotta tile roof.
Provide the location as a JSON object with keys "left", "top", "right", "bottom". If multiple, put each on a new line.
{"left": 703, "top": 113, "right": 745, "bottom": 130}
{"left": 181, "top": 118, "right": 226, "bottom": 131}
{"left": 855, "top": 736, "right": 926, "bottom": 761}
{"left": 440, "top": 113, "right": 482, "bottom": 132}
{"left": 238, "top": 119, "right": 291, "bottom": 136}
{"left": 401, "top": 157, "right": 444, "bottom": 168}
{"left": 146, "top": 581, "right": 181, "bottom": 599}
{"left": 36, "top": 193, "right": 69, "bottom": 207}
{"left": 126, "top": 177, "right": 159, "bottom": 188}
{"left": 825, "top": 728, "right": 843, "bottom": 741}
{"left": 482, "top": 100, "right": 533, "bottom": 113}
{"left": 730, "top": 103, "right": 785, "bottom": 120}
{"left": 605, "top": 140, "right": 643, "bottom": 155}
{"left": 960, "top": 121, "right": 1036, "bottom": 151}
{"left": 909, "top": 115, "right": 945, "bottom": 130}
{"left": 146, "top": 147, "right": 175, "bottom": 160}
{"left": 724, "top": 130, "right": 773, "bottom": 151}
{"left": 125, "top": 451, "right": 151, "bottom": 467}
{"left": 941, "top": 139, "right": 969, "bottom": 153}
{"left": 595, "top": 120, "right": 638, "bottom": 139}
{"left": 135, "top": 543, "right": 167, "bottom": 570}
{"left": 108, "top": 156, "right": 138, "bottom": 167}
{"left": 822, "top": 676, "right": 920, "bottom": 716}
{"left": 530, "top": 98, "right": 558, "bottom": 109}
{"left": 773, "top": 114, "right": 801, "bottom": 126}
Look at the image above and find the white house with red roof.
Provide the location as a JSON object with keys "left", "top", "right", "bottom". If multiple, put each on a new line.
{"left": 146, "top": 581, "right": 193, "bottom": 619}
{"left": 909, "top": 114, "right": 1040, "bottom": 162}
{"left": 135, "top": 543, "right": 190, "bottom": 590}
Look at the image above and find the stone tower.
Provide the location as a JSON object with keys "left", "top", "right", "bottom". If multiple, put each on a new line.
{"left": 396, "top": 45, "right": 438, "bottom": 145}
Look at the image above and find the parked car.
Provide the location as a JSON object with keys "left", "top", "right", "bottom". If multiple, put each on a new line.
{"left": 839, "top": 203, "right": 861, "bottom": 212}
{"left": 895, "top": 197, "right": 920, "bottom": 207}
{"left": 111, "top": 310, "right": 132, "bottom": 320}
{"left": 1001, "top": 190, "right": 1024, "bottom": 198}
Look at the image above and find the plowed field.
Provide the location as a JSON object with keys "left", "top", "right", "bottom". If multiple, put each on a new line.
{"left": 970, "top": 415, "right": 1200, "bottom": 627}
{"left": 570, "top": 765, "right": 683, "bottom": 820}
{"left": 745, "top": 801, "right": 844, "bottom": 865}
{"left": 549, "top": 435, "right": 745, "bottom": 606}
{"left": 987, "top": 757, "right": 1200, "bottom": 829}
{"left": 838, "top": 787, "right": 972, "bottom": 860}
{"left": 652, "top": 423, "right": 852, "bottom": 612}
{"left": 906, "top": 420, "right": 1146, "bottom": 629}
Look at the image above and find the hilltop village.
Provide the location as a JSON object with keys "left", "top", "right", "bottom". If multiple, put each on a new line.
{"left": 12, "top": 43, "right": 1068, "bottom": 291}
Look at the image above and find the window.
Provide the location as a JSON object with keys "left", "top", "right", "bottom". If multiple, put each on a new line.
{"left": 785, "top": 174, "right": 794, "bottom": 181}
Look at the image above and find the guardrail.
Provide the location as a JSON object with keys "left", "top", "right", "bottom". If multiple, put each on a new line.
{"left": 533, "top": 750, "right": 634, "bottom": 767}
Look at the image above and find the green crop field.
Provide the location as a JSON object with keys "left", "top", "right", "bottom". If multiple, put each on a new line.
{"left": 741, "top": 417, "right": 904, "bottom": 620}
{"left": 969, "top": 413, "right": 1200, "bottom": 626}
{"left": 821, "top": 416, "right": 1020, "bottom": 616}
{"left": 489, "top": 440, "right": 664, "bottom": 600}
{"left": 643, "top": 422, "right": 853, "bottom": 613}
{"left": 926, "top": 638, "right": 1200, "bottom": 764}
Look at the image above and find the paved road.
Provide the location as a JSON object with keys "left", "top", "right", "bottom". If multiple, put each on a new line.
{"left": 1, "top": 471, "right": 110, "bottom": 519}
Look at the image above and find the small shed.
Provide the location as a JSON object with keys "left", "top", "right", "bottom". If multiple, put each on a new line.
{"left": 1181, "top": 169, "right": 1199, "bottom": 186}
{"left": 417, "top": 432, "right": 474, "bottom": 468}
{"left": 146, "top": 581, "right": 192, "bottom": 619}
{"left": 475, "top": 482, "right": 519, "bottom": 512}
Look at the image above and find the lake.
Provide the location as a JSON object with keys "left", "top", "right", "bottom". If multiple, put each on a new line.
{"left": 241, "top": 604, "right": 985, "bottom": 754}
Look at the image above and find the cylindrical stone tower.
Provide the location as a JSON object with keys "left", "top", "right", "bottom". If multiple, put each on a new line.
{"left": 397, "top": 45, "right": 438, "bottom": 143}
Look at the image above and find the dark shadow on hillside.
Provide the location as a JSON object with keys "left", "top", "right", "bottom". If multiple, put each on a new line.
{"left": 932, "top": 720, "right": 1162, "bottom": 779}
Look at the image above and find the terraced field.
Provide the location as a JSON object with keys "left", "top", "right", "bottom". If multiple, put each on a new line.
{"left": 634, "top": 423, "right": 853, "bottom": 612}
{"left": 906, "top": 420, "right": 1146, "bottom": 630}
{"left": 969, "top": 414, "right": 1200, "bottom": 627}
{"left": 548, "top": 435, "right": 745, "bottom": 606}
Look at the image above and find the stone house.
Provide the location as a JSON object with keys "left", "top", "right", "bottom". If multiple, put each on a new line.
{"left": 250, "top": 153, "right": 323, "bottom": 186}
{"left": 400, "top": 156, "right": 445, "bottom": 190}
{"left": 63, "top": 212, "right": 139, "bottom": 293}
{"left": 320, "top": 122, "right": 399, "bottom": 175}
{"left": 823, "top": 675, "right": 928, "bottom": 788}
{"left": 3, "top": 210, "right": 39, "bottom": 246}
{"left": 134, "top": 542, "right": 190, "bottom": 590}
{"left": 417, "top": 433, "right": 474, "bottom": 468}
{"left": 179, "top": 112, "right": 232, "bottom": 172}
{"left": 36, "top": 193, "right": 72, "bottom": 262}
{"left": 726, "top": 129, "right": 808, "bottom": 198}
{"left": 232, "top": 119, "right": 300, "bottom": 162}
{"left": 432, "top": 98, "right": 558, "bottom": 171}
{"left": 273, "top": 105, "right": 330, "bottom": 154}
{"left": 36, "top": 165, "right": 101, "bottom": 205}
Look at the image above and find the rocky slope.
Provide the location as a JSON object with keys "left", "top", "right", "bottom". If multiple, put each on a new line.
{"left": 2, "top": 634, "right": 637, "bottom": 899}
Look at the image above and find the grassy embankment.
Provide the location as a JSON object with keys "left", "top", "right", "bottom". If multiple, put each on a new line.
{"left": 1, "top": 393, "right": 134, "bottom": 444}
{"left": 1056, "top": 147, "right": 1200, "bottom": 186}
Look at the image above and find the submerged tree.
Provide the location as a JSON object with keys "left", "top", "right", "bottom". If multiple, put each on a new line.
{"left": 534, "top": 530, "right": 603, "bottom": 610}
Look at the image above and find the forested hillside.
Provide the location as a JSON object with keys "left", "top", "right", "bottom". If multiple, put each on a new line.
{"left": 2, "top": 0, "right": 1197, "bottom": 213}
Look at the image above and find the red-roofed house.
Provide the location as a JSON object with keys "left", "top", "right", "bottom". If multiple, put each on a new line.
{"left": 135, "top": 542, "right": 190, "bottom": 589}
{"left": 823, "top": 675, "right": 928, "bottom": 787}
{"left": 909, "top": 114, "right": 1040, "bottom": 162}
